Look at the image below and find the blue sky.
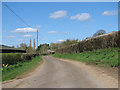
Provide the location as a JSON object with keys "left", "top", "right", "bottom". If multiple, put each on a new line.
{"left": 2, "top": 2, "right": 118, "bottom": 47}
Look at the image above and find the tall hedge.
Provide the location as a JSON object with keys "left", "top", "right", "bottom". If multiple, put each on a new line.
{"left": 2, "top": 53, "right": 40, "bottom": 65}
{"left": 56, "top": 31, "right": 119, "bottom": 54}
{"left": 2, "top": 53, "right": 22, "bottom": 65}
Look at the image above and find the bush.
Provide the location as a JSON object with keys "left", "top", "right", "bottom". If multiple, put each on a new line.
{"left": 21, "top": 53, "right": 34, "bottom": 62}
{"left": 2, "top": 53, "right": 22, "bottom": 65}
{"left": 2, "top": 53, "right": 40, "bottom": 65}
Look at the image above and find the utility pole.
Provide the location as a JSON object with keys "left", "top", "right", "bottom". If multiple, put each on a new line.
{"left": 36, "top": 25, "right": 40, "bottom": 48}
{"left": 37, "top": 29, "right": 38, "bottom": 48}
{"left": 34, "top": 38, "right": 35, "bottom": 49}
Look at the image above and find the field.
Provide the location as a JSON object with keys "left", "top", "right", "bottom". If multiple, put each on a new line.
{"left": 53, "top": 48, "right": 119, "bottom": 67}
{"left": 2, "top": 56, "right": 42, "bottom": 81}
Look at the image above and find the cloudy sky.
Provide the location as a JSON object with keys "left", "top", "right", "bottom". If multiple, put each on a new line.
{"left": 2, "top": 2, "right": 118, "bottom": 47}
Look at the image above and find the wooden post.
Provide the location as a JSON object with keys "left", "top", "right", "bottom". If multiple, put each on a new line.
{"left": 37, "top": 29, "right": 38, "bottom": 48}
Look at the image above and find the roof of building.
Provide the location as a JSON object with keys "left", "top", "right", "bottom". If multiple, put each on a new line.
{"left": 0, "top": 45, "right": 25, "bottom": 51}
{"left": 47, "top": 50, "right": 55, "bottom": 52}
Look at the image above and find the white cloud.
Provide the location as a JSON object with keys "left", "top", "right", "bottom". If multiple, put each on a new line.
{"left": 7, "top": 35, "right": 15, "bottom": 38}
{"left": 12, "top": 27, "right": 37, "bottom": 34}
{"left": 48, "top": 31, "right": 58, "bottom": 34}
{"left": 63, "top": 31, "right": 69, "bottom": 34}
{"left": 57, "top": 39, "right": 64, "bottom": 42}
{"left": 50, "top": 10, "right": 67, "bottom": 19}
{"left": 18, "top": 39, "right": 24, "bottom": 41}
{"left": 23, "top": 35, "right": 32, "bottom": 38}
{"left": 70, "top": 13, "right": 91, "bottom": 21}
{"left": 102, "top": 10, "right": 117, "bottom": 16}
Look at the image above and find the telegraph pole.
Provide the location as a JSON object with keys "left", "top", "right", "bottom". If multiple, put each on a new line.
{"left": 37, "top": 29, "right": 38, "bottom": 48}
{"left": 36, "top": 25, "right": 40, "bottom": 48}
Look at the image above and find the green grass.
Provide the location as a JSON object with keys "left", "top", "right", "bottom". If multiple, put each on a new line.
{"left": 2, "top": 56, "right": 42, "bottom": 81}
{"left": 53, "top": 47, "right": 119, "bottom": 67}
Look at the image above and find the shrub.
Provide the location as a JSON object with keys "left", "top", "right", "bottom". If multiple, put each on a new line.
{"left": 21, "top": 53, "right": 33, "bottom": 62}
{"left": 2, "top": 53, "right": 40, "bottom": 65}
{"left": 2, "top": 53, "right": 22, "bottom": 65}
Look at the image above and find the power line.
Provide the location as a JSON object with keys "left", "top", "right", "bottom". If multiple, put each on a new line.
{"left": 3, "top": 2, "right": 31, "bottom": 27}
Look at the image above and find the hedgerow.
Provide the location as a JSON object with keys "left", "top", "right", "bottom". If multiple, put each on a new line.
{"left": 56, "top": 31, "right": 119, "bottom": 54}
{"left": 2, "top": 53, "right": 40, "bottom": 65}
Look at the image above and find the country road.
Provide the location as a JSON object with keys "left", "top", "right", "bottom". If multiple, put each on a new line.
{"left": 2, "top": 56, "right": 118, "bottom": 88}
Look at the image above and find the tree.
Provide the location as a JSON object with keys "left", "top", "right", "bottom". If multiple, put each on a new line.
{"left": 11, "top": 45, "right": 15, "bottom": 48}
{"left": 19, "top": 43, "right": 27, "bottom": 50}
{"left": 26, "top": 46, "right": 35, "bottom": 53}
{"left": 29, "top": 39, "right": 31, "bottom": 47}
{"left": 33, "top": 39, "right": 35, "bottom": 49}
{"left": 50, "top": 39, "right": 78, "bottom": 50}
{"left": 50, "top": 42, "right": 56, "bottom": 50}
{"left": 36, "top": 43, "right": 50, "bottom": 53}
{"left": 17, "top": 45, "right": 20, "bottom": 49}
{"left": 16, "top": 43, "right": 35, "bottom": 53}
{"left": 93, "top": 30, "right": 106, "bottom": 37}
{"left": 85, "top": 37, "right": 91, "bottom": 40}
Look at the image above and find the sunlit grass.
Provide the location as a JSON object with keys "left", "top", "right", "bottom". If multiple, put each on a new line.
{"left": 2, "top": 56, "right": 42, "bottom": 81}
{"left": 53, "top": 48, "right": 119, "bottom": 67}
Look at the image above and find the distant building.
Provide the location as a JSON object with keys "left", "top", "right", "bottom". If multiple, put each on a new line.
{"left": 0, "top": 45, "right": 26, "bottom": 53}
{"left": 47, "top": 50, "right": 55, "bottom": 54}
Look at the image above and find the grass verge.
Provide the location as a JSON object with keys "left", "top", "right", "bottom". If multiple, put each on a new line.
{"left": 53, "top": 48, "right": 119, "bottom": 67}
{"left": 2, "top": 56, "right": 42, "bottom": 81}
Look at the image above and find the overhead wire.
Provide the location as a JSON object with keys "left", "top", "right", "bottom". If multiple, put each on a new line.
{"left": 3, "top": 2, "right": 31, "bottom": 27}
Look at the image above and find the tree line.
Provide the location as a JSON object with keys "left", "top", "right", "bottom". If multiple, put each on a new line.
{"left": 13, "top": 29, "right": 115, "bottom": 54}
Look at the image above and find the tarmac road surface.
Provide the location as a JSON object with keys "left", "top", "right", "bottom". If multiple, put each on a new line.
{"left": 3, "top": 56, "right": 103, "bottom": 88}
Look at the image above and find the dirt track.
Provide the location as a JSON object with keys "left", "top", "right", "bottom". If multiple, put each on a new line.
{"left": 2, "top": 56, "right": 118, "bottom": 88}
